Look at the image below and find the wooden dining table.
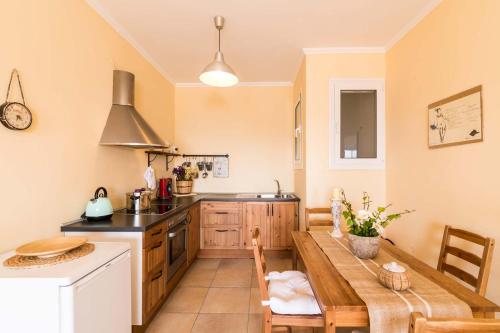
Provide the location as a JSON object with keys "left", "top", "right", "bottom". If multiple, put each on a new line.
{"left": 291, "top": 231, "right": 500, "bottom": 333}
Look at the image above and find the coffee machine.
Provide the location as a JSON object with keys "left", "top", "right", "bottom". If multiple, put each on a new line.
{"left": 157, "top": 178, "right": 173, "bottom": 200}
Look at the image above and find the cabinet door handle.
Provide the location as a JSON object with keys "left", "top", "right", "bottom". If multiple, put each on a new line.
{"left": 215, "top": 229, "right": 228, "bottom": 232}
{"left": 215, "top": 212, "right": 229, "bottom": 215}
{"left": 271, "top": 205, "right": 274, "bottom": 217}
{"left": 151, "top": 229, "right": 162, "bottom": 236}
{"left": 267, "top": 204, "right": 269, "bottom": 217}
{"left": 152, "top": 270, "right": 163, "bottom": 281}
{"left": 151, "top": 241, "right": 163, "bottom": 250}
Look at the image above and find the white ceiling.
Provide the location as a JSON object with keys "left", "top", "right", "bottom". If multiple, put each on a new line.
{"left": 87, "top": 0, "right": 441, "bottom": 84}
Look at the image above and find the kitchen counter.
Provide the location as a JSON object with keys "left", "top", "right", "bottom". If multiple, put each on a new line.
{"left": 60, "top": 193, "right": 299, "bottom": 232}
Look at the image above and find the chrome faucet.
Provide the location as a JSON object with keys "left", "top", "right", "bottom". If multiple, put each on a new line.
{"left": 274, "top": 179, "right": 282, "bottom": 196}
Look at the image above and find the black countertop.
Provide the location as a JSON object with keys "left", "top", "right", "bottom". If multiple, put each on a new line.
{"left": 61, "top": 193, "right": 299, "bottom": 232}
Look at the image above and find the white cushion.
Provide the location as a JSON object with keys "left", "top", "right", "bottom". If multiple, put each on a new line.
{"left": 267, "top": 270, "right": 321, "bottom": 315}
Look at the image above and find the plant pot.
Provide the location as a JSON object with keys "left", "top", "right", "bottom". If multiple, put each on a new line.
{"left": 347, "top": 233, "right": 380, "bottom": 259}
{"left": 176, "top": 180, "right": 193, "bottom": 194}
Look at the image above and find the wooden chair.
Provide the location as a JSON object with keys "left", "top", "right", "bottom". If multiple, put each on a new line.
{"left": 252, "top": 228, "right": 324, "bottom": 333}
{"left": 437, "top": 225, "right": 495, "bottom": 296}
{"left": 305, "top": 208, "right": 332, "bottom": 231}
{"left": 409, "top": 312, "right": 500, "bottom": 333}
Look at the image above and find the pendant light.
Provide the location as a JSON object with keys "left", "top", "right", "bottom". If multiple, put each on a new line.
{"left": 199, "top": 16, "right": 239, "bottom": 87}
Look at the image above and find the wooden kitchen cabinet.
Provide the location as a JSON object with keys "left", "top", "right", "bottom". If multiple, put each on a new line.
{"left": 201, "top": 202, "right": 243, "bottom": 227}
{"left": 187, "top": 202, "right": 201, "bottom": 264}
{"left": 270, "top": 202, "right": 297, "bottom": 249}
{"left": 143, "top": 238, "right": 166, "bottom": 280}
{"left": 201, "top": 202, "right": 243, "bottom": 249}
{"left": 203, "top": 227, "right": 242, "bottom": 249}
{"left": 142, "top": 221, "right": 167, "bottom": 323}
{"left": 244, "top": 201, "right": 297, "bottom": 250}
{"left": 200, "top": 201, "right": 298, "bottom": 252}
{"left": 244, "top": 202, "right": 270, "bottom": 249}
{"left": 143, "top": 266, "right": 166, "bottom": 322}
{"left": 144, "top": 222, "right": 166, "bottom": 247}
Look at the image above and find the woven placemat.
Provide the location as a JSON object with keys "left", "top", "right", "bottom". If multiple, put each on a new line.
{"left": 3, "top": 243, "right": 95, "bottom": 269}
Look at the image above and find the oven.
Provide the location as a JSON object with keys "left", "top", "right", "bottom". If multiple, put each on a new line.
{"left": 166, "top": 212, "right": 188, "bottom": 281}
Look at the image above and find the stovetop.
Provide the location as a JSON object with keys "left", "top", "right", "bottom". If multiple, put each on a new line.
{"left": 114, "top": 202, "right": 179, "bottom": 216}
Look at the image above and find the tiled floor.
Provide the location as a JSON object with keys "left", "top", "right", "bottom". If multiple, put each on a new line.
{"left": 147, "top": 257, "right": 319, "bottom": 333}
{"left": 147, "top": 258, "right": 365, "bottom": 333}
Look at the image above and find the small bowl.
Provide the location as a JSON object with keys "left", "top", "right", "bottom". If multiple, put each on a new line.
{"left": 377, "top": 266, "right": 410, "bottom": 291}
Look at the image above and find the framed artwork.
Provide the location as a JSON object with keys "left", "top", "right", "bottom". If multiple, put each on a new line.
{"left": 428, "top": 86, "right": 483, "bottom": 148}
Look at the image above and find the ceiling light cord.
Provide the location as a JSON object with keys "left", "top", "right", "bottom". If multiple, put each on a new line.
{"left": 218, "top": 29, "right": 221, "bottom": 52}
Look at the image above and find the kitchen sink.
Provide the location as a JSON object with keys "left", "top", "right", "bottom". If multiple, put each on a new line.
{"left": 235, "top": 193, "right": 295, "bottom": 199}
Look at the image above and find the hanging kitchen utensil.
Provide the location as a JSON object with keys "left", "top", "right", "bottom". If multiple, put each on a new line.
{"left": 0, "top": 69, "right": 32, "bottom": 130}
{"left": 197, "top": 161, "right": 205, "bottom": 171}
{"left": 202, "top": 157, "right": 209, "bottom": 178}
{"left": 205, "top": 159, "right": 213, "bottom": 171}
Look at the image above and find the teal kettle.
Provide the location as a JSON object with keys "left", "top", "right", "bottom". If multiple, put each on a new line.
{"left": 84, "top": 187, "right": 113, "bottom": 221}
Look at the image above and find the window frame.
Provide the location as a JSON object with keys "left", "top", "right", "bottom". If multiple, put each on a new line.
{"left": 294, "top": 94, "right": 304, "bottom": 169}
{"left": 329, "top": 78, "right": 385, "bottom": 170}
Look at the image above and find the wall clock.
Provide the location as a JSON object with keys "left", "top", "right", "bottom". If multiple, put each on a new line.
{"left": 0, "top": 69, "right": 32, "bottom": 130}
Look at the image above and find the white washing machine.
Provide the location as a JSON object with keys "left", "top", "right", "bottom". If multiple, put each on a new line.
{"left": 0, "top": 242, "right": 131, "bottom": 333}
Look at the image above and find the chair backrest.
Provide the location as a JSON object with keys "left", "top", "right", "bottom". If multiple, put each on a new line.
{"left": 409, "top": 312, "right": 500, "bottom": 333}
{"left": 252, "top": 228, "right": 270, "bottom": 305}
{"left": 437, "top": 225, "right": 495, "bottom": 296}
{"left": 305, "top": 207, "right": 332, "bottom": 231}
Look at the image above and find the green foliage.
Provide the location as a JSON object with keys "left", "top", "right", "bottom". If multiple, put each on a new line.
{"left": 341, "top": 191, "right": 414, "bottom": 237}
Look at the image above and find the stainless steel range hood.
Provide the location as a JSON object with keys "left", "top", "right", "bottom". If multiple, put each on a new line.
{"left": 99, "top": 70, "right": 167, "bottom": 148}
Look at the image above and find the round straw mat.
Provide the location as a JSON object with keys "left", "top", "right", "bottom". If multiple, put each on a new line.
{"left": 3, "top": 243, "right": 95, "bottom": 268}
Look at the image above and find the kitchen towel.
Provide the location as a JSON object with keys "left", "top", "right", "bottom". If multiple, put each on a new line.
{"left": 144, "top": 166, "right": 156, "bottom": 190}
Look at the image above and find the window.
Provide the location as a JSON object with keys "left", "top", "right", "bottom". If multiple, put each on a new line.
{"left": 329, "top": 78, "right": 385, "bottom": 169}
{"left": 294, "top": 95, "right": 303, "bottom": 169}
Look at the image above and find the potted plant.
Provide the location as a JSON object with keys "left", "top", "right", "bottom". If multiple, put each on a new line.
{"left": 342, "top": 192, "right": 414, "bottom": 259}
{"left": 172, "top": 166, "right": 197, "bottom": 194}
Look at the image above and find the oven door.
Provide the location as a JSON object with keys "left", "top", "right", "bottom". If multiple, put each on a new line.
{"left": 167, "top": 221, "right": 187, "bottom": 280}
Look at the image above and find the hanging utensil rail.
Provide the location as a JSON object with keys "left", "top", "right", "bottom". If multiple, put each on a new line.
{"left": 181, "top": 154, "right": 229, "bottom": 158}
{"left": 145, "top": 152, "right": 229, "bottom": 171}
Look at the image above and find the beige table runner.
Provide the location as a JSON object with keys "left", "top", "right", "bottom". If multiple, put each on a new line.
{"left": 309, "top": 231, "right": 472, "bottom": 333}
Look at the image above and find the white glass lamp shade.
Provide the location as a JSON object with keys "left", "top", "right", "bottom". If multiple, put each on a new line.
{"left": 199, "top": 51, "right": 238, "bottom": 87}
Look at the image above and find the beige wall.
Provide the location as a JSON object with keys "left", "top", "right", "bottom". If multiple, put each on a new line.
{"left": 293, "top": 59, "right": 307, "bottom": 229}
{"left": 305, "top": 53, "right": 386, "bottom": 209}
{"left": 174, "top": 86, "right": 293, "bottom": 194}
{"left": 386, "top": 0, "right": 500, "bottom": 305}
{"left": 0, "top": 0, "right": 175, "bottom": 252}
